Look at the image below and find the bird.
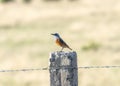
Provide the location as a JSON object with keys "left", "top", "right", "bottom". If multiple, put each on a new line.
{"left": 51, "top": 33, "right": 72, "bottom": 51}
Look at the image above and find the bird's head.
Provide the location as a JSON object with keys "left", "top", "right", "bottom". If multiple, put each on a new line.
{"left": 51, "top": 33, "right": 60, "bottom": 38}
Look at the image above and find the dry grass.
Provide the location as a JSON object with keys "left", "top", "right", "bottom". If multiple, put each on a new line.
{"left": 0, "top": 0, "right": 120, "bottom": 86}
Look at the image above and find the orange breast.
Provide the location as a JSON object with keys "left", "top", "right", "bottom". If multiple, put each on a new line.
{"left": 56, "top": 39, "right": 63, "bottom": 47}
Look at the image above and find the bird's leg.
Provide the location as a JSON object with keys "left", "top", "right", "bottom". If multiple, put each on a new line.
{"left": 60, "top": 47, "right": 64, "bottom": 51}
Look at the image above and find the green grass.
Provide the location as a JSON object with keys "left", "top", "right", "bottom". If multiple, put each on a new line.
{"left": 0, "top": 0, "right": 14, "bottom": 3}
{"left": 82, "top": 41, "right": 101, "bottom": 51}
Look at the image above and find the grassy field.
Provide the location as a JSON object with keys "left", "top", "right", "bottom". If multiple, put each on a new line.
{"left": 0, "top": 0, "right": 120, "bottom": 86}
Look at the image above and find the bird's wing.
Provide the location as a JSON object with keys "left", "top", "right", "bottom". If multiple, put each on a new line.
{"left": 59, "top": 38, "right": 72, "bottom": 50}
{"left": 59, "top": 38, "right": 67, "bottom": 46}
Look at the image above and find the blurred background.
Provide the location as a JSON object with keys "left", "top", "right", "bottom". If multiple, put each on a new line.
{"left": 0, "top": 0, "right": 120, "bottom": 86}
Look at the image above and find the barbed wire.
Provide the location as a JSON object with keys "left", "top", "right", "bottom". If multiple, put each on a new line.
{"left": 0, "top": 67, "right": 48, "bottom": 72}
{"left": 78, "top": 66, "right": 120, "bottom": 69}
{"left": 0, "top": 66, "right": 120, "bottom": 73}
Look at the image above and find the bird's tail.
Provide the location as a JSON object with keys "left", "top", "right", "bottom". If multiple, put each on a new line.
{"left": 68, "top": 46, "right": 72, "bottom": 50}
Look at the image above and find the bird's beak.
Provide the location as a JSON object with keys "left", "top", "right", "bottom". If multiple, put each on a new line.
{"left": 51, "top": 33, "right": 54, "bottom": 35}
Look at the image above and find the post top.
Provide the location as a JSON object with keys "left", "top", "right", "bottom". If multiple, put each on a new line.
{"left": 49, "top": 51, "right": 77, "bottom": 63}
{"left": 51, "top": 51, "right": 76, "bottom": 54}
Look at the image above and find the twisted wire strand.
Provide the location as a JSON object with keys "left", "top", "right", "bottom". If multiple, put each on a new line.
{"left": 0, "top": 66, "right": 120, "bottom": 72}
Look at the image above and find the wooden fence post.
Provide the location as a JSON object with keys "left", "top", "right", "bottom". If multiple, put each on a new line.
{"left": 49, "top": 51, "right": 78, "bottom": 86}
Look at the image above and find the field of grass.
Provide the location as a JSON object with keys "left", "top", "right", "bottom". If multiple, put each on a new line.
{"left": 0, "top": 0, "right": 120, "bottom": 86}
